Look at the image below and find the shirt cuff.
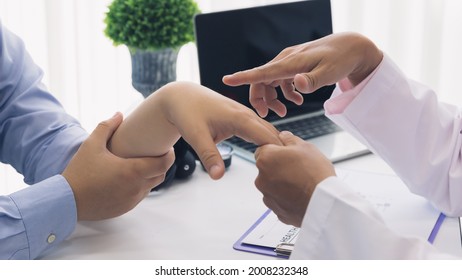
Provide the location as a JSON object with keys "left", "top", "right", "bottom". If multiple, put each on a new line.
{"left": 9, "top": 175, "right": 77, "bottom": 259}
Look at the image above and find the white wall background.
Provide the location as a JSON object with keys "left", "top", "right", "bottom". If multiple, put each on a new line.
{"left": 1, "top": 0, "right": 462, "bottom": 193}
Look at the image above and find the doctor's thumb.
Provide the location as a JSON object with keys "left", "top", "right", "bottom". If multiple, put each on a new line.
{"left": 294, "top": 72, "right": 321, "bottom": 93}
{"left": 278, "top": 131, "right": 302, "bottom": 146}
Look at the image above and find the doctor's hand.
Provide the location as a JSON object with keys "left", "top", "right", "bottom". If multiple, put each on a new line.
{"left": 63, "top": 113, "right": 175, "bottom": 221}
{"left": 223, "top": 32, "right": 383, "bottom": 118}
{"left": 254, "top": 131, "right": 335, "bottom": 227}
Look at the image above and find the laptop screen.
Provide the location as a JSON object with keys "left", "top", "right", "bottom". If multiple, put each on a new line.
{"left": 194, "top": 0, "right": 335, "bottom": 122}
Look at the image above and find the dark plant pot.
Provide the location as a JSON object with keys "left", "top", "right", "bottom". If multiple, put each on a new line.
{"left": 130, "top": 48, "right": 178, "bottom": 98}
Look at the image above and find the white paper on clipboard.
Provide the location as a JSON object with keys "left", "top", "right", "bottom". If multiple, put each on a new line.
{"left": 241, "top": 211, "right": 299, "bottom": 248}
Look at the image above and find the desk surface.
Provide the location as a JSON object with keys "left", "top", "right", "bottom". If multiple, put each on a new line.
{"left": 42, "top": 153, "right": 462, "bottom": 259}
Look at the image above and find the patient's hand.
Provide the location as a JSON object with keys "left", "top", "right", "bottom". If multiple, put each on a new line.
{"left": 110, "top": 81, "right": 282, "bottom": 180}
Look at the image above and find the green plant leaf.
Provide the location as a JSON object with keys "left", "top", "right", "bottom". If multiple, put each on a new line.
{"left": 104, "top": 0, "right": 201, "bottom": 50}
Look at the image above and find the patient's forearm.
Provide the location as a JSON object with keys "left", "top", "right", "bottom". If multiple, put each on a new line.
{"left": 108, "top": 81, "right": 282, "bottom": 181}
{"left": 109, "top": 82, "right": 181, "bottom": 158}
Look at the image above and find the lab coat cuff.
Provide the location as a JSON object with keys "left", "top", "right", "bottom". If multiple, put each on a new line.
{"left": 325, "top": 55, "right": 404, "bottom": 152}
{"left": 291, "top": 176, "right": 347, "bottom": 259}
{"left": 325, "top": 60, "right": 382, "bottom": 115}
{"left": 334, "top": 54, "right": 403, "bottom": 125}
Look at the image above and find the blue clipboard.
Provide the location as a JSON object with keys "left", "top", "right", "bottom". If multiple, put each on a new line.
{"left": 233, "top": 209, "right": 290, "bottom": 259}
{"left": 234, "top": 210, "right": 446, "bottom": 259}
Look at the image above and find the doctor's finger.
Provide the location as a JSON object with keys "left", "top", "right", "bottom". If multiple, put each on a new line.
{"left": 223, "top": 61, "right": 298, "bottom": 87}
{"left": 250, "top": 83, "right": 287, "bottom": 118}
{"left": 249, "top": 83, "right": 271, "bottom": 117}
{"left": 280, "top": 79, "right": 303, "bottom": 105}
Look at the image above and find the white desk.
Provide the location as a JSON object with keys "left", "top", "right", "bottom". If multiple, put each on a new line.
{"left": 41, "top": 153, "right": 462, "bottom": 259}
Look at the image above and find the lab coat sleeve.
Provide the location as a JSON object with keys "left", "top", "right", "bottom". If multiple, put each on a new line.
{"left": 290, "top": 177, "right": 455, "bottom": 259}
{"left": 327, "top": 55, "right": 462, "bottom": 217}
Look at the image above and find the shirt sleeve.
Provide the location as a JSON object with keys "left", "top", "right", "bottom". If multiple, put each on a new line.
{"left": 325, "top": 54, "right": 462, "bottom": 216}
{"left": 1, "top": 175, "right": 77, "bottom": 259}
{"left": 0, "top": 21, "right": 87, "bottom": 259}
{"left": 0, "top": 21, "right": 87, "bottom": 184}
{"left": 290, "top": 177, "right": 456, "bottom": 259}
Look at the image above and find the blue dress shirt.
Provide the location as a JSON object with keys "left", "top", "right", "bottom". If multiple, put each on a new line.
{"left": 0, "top": 21, "right": 88, "bottom": 259}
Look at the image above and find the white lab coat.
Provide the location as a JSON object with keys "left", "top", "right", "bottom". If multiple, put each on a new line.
{"left": 290, "top": 55, "right": 462, "bottom": 259}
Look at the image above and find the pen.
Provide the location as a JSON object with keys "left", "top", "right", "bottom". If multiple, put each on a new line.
{"left": 427, "top": 213, "right": 446, "bottom": 244}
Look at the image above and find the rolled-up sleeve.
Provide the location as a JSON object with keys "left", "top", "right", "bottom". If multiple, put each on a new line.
{"left": 0, "top": 21, "right": 88, "bottom": 259}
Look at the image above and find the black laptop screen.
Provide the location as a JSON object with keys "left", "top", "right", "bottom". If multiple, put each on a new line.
{"left": 194, "top": 0, "right": 335, "bottom": 121}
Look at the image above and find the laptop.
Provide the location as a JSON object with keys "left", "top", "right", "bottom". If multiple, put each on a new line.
{"left": 194, "top": 0, "right": 369, "bottom": 163}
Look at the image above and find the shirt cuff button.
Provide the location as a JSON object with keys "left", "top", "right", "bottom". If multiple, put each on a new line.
{"left": 47, "top": 234, "right": 56, "bottom": 244}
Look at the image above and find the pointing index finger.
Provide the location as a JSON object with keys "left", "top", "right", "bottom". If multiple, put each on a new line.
{"left": 223, "top": 61, "right": 294, "bottom": 87}
{"left": 222, "top": 68, "right": 266, "bottom": 86}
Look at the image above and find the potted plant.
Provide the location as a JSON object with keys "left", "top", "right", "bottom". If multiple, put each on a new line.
{"left": 104, "top": 0, "right": 201, "bottom": 97}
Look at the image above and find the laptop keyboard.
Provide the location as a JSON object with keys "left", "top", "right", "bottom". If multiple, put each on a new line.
{"left": 226, "top": 114, "right": 341, "bottom": 153}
